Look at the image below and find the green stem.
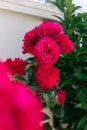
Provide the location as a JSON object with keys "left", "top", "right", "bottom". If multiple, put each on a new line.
{"left": 76, "top": 51, "right": 87, "bottom": 57}
{"left": 53, "top": 115, "right": 66, "bottom": 130}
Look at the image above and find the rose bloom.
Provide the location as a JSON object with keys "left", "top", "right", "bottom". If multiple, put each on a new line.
{"left": 22, "top": 27, "right": 40, "bottom": 54}
{"left": 35, "top": 64, "right": 60, "bottom": 90}
{"left": 57, "top": 89, "right": 66, "bottom": 105}
{"left": 33, "top": 37, "right": 60, "bottom": 64}
{"left": 5, "top": 58, "right": 27, "bottom": 76}
{"left": 38, "top": 21, "right": 64, "bottom": 42}
{"left": 58, "top": 34, "right": 74, "bottom": 53}
{"left": 0, "top": 61, "right": 42, "bottom": 130}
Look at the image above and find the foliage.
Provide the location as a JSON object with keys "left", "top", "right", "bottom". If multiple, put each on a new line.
{"left": 49, "top": 0, "right": 87, "bottom": 129}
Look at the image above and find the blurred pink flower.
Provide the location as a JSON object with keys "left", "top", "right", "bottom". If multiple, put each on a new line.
{"left": 0, "top": 61, "right": 42, "bottom": 130}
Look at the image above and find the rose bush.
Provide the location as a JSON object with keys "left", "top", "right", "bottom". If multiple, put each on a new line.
{"left": 5, "top": 19, "right": 74, "bottom": 130}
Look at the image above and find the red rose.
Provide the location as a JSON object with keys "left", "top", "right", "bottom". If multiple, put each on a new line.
{"left": 57, "top": 89, "right": 66, "bottom": 105}
{"left": 0, "top": 61, "right": 42, "bottom": 130}
{"left": 38, "top": 21, "right": 64, "bottom": 42}
{"left": 36, "top": 64, "right": 60, "bottom": 90}
{"left": 22, "top": 27, "right": 40, "bottom": 54}
{"left": 5, "top": 58, "right": 27, "bottom": 76}
{"left": 58, "top": 34, "right": 74, "bottom": 53}
{"left": 33, "top": 37, "right": 60, "bottom": 64}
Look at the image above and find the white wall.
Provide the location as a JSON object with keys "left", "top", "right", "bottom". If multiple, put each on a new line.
{"left": 0, "top": 9, "right": 42, "bottom": 60}
{"left": 0, "top": 0, "right": 62, "bottom": 60}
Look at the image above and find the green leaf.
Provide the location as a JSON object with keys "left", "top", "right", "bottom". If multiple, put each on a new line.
{"left": 84, "top": 67, "right": 87, "bottom": 70}
{"left": 65, "top": 0, "right": 74, "bottom": 14}
{"left": 67, "top": 29, "right": 73, "bottom": 36}
{"left": 15, "top": 75, "right": 26, "bottom": 82}
{"left": 73, "top": 73, "right": 87, "bottom": 81}
{"left": 61, "top": 78, "right": 72, "bottom": 86}
{"left": 29, "top": 84, "right": 39, "bottom": 91}
{"left": 77, "top": 13, "right": 87, "bottom": 19}
{"left": 26, "top": 57, "right": 37, "bottom": 66}
{"left": 75, "top": 103, "right": 87, "bottom": 111}
{"left": 81, "top": 34, "right": 87, "bottom": 37}
{"left": 53, "top": 15, "right": 64, "bottom": 22}
{"left": 84, "top": 126, "right": 87, "bottom": 130}
{"left": 42, "top": 90, "right": 57, "bottom": 108}
{"left": 62, "top": 112, "right": 74, "bottom": 123}
{"left": 76, "top": 51, "right": 87, "bottom": 57}
{"left": 77, "top": 115, "right": 87, "bottom": 129}
{"left": 52, "top": 0, "right": 65, "bottom": 12}
{"left": 42, "top": 122, "right": 52, "bottom": 130}
{"left": 76, "top": 88, "right": 87, "bottom": 103}
{"left": 44, "top": 113, "right": 50, "bottom": 120}
{"left": 72, "top": 6, "right": 81, "bottom": 13}
{"left": 53, "top": 104, "right": 65, "bottom": 118}
{"left": 57, "top": 0, "right": 63, "bottom": 6}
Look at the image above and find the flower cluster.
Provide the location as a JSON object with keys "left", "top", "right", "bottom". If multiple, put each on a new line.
{"left": 22, "top": 21, "right": 74, "bottom": 55}
{"left": 5, "top": 21, "right": 74, "bottom": 106}
{"left": 23, "top": 21, "right": 74, "bottom": 104}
